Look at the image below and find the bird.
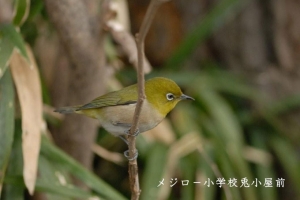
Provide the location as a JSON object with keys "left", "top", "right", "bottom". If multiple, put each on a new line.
{"left": 54, "top": 77, "right": 194, "bottom": 143}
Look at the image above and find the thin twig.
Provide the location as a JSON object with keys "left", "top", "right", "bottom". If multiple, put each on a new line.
{"left": 102, "top": 0, "right": 152, "bottom": 73}
{"left": 127, "top": 0, "right": 170, "bottom": 199}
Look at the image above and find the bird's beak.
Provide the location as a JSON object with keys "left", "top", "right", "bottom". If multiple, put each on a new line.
{"left": 180, "top": 94, "right": 195, "bottom": 101}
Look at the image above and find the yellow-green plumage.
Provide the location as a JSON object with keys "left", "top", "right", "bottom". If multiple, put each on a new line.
{"left": 55, "top": 77, "right": 193, "bottom": 136}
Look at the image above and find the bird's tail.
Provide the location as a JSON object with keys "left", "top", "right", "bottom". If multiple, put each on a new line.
{"left": 54, "top": 105, "right": 81, "bottom": 114}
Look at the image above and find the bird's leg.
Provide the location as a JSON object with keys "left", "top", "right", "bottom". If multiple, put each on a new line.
{"left": 119, "top": 135, "right": 129, "bottom": 145}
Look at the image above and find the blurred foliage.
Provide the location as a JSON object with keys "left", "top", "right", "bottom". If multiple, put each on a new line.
{"left": 165, "top": 0, "right": 245, "bottom": 70}
{"left": 0, "top": 0, "right": 300, "bottom": 200}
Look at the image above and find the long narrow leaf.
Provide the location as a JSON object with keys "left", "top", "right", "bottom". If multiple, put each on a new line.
{"left": 2, "top": 121, "right": 24, "bottom": 200}
{"left": 197, "top": 156, "right": 217, "bottom": 200}
{"left": 270, "top": 135, "right": 300, "bottom": 198}
{"left": 0, "top": 24, "right": 29, "bottom": 63}
{"left": 198, "top": 88, "right": 257, "bottom": 199}
{"left": 0, "top": 69, "right": 14, "bottom": 196}
{"left": 38, "top": 155, "right": 88, "bottom": 200}
{"left": 141, "top": 143, "right": 168, "bottom": 200}
{"left": 198, "top": 88, "right": 243, "bottom": 146}
{"left": 10, "top": 46, "right": 43, "bottom": 195}
{"left": 265, "top": 94, "right": 300, "bottom": 115}
{"left": 41, "top": 136, "right": 126, "bottom": 200}
{"left": 180, "top": 155, "right": 197, "bottom": 200}
{"left": 251, "top": 130, "right": 277, "bottom": 200}
{"left": 13, "top": 0, "right": 30, "bottom": 26}
{"left": 0, "top": 27, "right": 14, "bottom": 79}
{"left": 35, "top": 179, "right": 96, "bottom": 199}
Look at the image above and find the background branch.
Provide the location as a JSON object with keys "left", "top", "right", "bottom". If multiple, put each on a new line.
{"left": 102, "top": 0, "right": 152, "bottom": 74}
{"left": 44, "top": 0, "right": 106, "bottom": 182}
{"left": 127, "top": 0, "right": 170, "bottom": 199}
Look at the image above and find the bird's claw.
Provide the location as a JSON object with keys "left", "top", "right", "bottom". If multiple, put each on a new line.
{"left": 125, "top": 128, "right": 140, "bottom": 137}
{"left": 122, "top": 128, "right": 139, "bottom": 160}
{"left": 124, "top": 150, "right": 138, "bottom": 161}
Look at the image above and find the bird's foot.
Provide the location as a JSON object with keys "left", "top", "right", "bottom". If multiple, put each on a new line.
{"left": 124, "top": 150, "right": 138, "bottom": 161}
{"left": 121, "top": 128, "right": 139, "bottom": 160}
{"left": 125, "top": 128, "right": 140, "bottom": 137}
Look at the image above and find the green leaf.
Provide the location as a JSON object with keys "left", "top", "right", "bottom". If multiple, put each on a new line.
{"left": 0, "top": 69, "right": 14, "bottom": 196}
{"left": 198, "top": 88, "right": 258, "bottom": 200}
{"left": 0, "top": 31, "right": 14, "bottom": 79}
{"left": 195, "top": 145, "right": 217, "bottom": 200}
{"left": 205, "top": 70, "right": 261, "bottom": 101}
{"left": 40, "top": 136, "right": 126, "bottom": 200}
{"left": 36, "top": 179, "right": 95, "bottom": 199}
{"left": 27, "top": 0, "right": 44, "bottom": 21}
{"left": 2, "top": 120, "right": 24, "bottom": 200}
{"left": 270, "top": 135, "right": 300, "bottom": 198}
{"left": 37, "top": 155, "right": 94, "bottom": 200}
{"left": 215, "top": 147, "right": 244, "bottom": 200}
{"left": 180, "top": 155, "right": 197, "bottom": 200}
{"left": 141, "top": 143, "right": 168, "bottom": 200}
{"left": 198, "top": 87, "right": 244, "bottom": 145}
{"left": 266, "top": 94, "right": 300, "bottom": 115}
{"left": 13, "top": 0, "right": 30, "bottom": 26}
{"left": 198, "top": 152, "right": 217, "bottom": 200}
{"left": 251, "top": 130, "right": 277, "bottom": 200}
{"left": 0, "top": 24, "right": 29, "bottom": 74}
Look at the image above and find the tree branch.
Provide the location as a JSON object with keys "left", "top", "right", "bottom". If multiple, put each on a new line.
{"left": 127, "top": 0, "right": 170, "bottom": 199}
{"left": 44, "top": 0, "right": 106, "bottom": 174}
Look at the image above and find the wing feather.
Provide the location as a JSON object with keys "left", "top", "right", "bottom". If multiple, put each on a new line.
{"left": 77, "top": 85, "right": 138, "bottom": 110}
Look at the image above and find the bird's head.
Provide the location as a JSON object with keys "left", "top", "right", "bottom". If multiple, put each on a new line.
{"left": 145, "top": 77, "right": 194, "bottom": 116}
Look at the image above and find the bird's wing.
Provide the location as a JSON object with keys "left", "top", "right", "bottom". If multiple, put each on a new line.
{"left": 77, "top": 86, "right": 138, "bottom": 110}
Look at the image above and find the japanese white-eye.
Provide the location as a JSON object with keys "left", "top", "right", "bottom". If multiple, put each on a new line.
{"left": 55, "top": 77, "right": 194, "bottom": 137}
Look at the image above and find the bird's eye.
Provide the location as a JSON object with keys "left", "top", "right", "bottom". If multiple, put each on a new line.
{"left": 166, "top": 93, "right": 175, "bottom": 101}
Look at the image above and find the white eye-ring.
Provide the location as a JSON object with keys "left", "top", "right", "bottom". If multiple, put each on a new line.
{"left": 166, "top": 93, "right": 175, "bottom": 101}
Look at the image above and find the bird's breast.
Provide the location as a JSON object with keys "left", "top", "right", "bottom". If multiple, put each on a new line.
{"left": 94, "top": 100, "right": 164, "bottom": 136}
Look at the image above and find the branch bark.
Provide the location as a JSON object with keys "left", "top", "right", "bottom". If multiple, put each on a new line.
{"left": 127, "top": 0, "right": 170, "bottom": 199}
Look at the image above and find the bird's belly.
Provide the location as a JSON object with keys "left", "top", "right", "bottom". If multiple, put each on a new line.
{"left": 95, "top": 101, "right": 164, "bottom": 136}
